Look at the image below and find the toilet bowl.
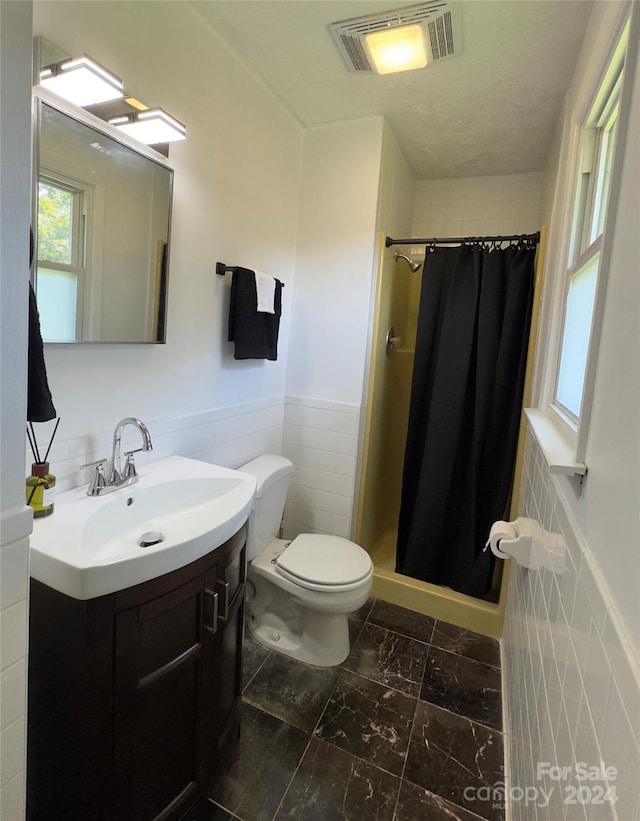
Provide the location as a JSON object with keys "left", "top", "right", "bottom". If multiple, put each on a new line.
{"left": 240, "top": 454, "right": 373, "bottom": 667}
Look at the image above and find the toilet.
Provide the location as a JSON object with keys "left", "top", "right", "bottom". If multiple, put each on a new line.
{"left": 240, "top": 454, "right": 373, "bottom": 667}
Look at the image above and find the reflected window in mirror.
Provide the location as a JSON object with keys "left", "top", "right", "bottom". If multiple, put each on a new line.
{"left": 35, "top": 98, "right": 173, "bottom": 343}
{"left": 37, "top": 173, "right": 89, "bottom": 341}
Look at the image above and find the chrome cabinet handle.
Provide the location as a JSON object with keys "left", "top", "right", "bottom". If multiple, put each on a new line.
{"left": 216, "top": 580, "right": 230, "bottom": 622}
{"left": 204, "top": 587, "right": 219, "bottom": 634}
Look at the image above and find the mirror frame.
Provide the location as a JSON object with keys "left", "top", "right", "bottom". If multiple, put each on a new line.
{"left": 32, "top": 87, "right": 174, "bottom": 344}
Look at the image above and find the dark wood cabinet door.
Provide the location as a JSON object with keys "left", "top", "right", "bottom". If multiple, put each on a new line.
{"left": 113, "top": 573, "right": 211, "bottom": 821}
{"left": 204, "top": 538, "right": 246, "bottom": 770}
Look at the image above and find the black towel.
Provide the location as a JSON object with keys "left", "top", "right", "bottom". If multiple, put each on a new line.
{"left": 228, "top": 267, "right": 282, "bottom": 360}
{"left": 27, "top": 281, "right": 56, "bottom": 422}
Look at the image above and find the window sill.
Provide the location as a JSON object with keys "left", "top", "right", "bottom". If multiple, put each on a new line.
{"left": 524, "top": 408, "right": 587, "bottom": 476}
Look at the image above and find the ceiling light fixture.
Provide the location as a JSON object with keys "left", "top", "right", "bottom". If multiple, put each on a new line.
{"left": 365, "top": 24, "right": 428, "bottom": 74}
{"left": 108, "top": 108, "right": 186, "bottom": 144}
{"left": 39, "top": 54, "right": 124, "bottom": 106}
{"left": 330, "top": 2, "right": 460, "bottom": 74}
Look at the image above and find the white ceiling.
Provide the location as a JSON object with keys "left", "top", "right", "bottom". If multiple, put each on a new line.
{"left": 190, "top": 0, "right": 593, "bottom": 179}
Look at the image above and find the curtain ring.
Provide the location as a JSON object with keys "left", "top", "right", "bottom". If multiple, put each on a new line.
{"left": 428, "top": 239, "right": 437, "bottom": 254}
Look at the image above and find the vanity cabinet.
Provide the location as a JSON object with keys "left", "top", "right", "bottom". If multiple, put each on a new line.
{"left": 27, "top": 526, "right": 246, "bottom": 821}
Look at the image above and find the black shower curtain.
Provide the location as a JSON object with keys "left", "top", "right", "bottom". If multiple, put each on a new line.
{"left": 396, "top": 242, "right": 536, "bottom": 598}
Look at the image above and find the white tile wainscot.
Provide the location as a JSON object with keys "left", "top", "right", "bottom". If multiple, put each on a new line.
{"left": 503, "top": 430, "right": 640, "bottom": 821}
{"left": 282, "top": 396, "right": 361, "bottom": 541}
{"left": 25, "top": 397, "right": 285, "bottom": 495}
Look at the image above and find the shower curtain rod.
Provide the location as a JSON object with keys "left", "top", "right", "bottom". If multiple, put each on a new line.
{"left": 385, "top": 231, "right": 540, "bottom": 248}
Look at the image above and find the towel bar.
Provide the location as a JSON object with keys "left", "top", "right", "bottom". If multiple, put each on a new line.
{"left": 216, "top": 262, "right": 284, "bottom": 287}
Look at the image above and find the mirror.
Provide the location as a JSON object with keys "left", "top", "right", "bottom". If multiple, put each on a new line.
{"left": 35, "top": 99, "right": 172, "bottom": 343}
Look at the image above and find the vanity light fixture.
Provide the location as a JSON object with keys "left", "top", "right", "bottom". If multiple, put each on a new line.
{"left": 108, "top": 108, "right": 186, "bottom": 144}
{"left": 39, "top": 54, "right": 124, "bottom": 106}
{"left": 364, "top": 24, "right": 428, "bottom": 74}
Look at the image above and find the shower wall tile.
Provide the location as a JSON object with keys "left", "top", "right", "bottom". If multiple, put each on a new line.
{"left": 503, "top": 430, "right": 640, "bottom": 821}
{"left": 34, "top": 397, "right": 285, "bottom": 494}
{"left": 282, "top": 395, "right": 360, "bottom": 541}
{"left": 412, "top": 172, "right": 544, "bottom": 243}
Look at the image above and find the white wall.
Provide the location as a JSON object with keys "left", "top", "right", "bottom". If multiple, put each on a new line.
{"left": 0, "top": 3, "right": 34, "bottom": 817}
{"left": 504, "top": 4, "right": 640, "bottom": 820}
{"left": 32, "top": 0, "right": 302, "bottom": 447}
{"left": 532, "top": 0, "right": 639, "bottom": 652}
{"left": 282, "top": 119, "right": 414, "bottom": 542}
{"left": 561, "top": 11, "right": 640, "bottom": 654}
{"left": 285, "top": 117, "right": 383, "bottom": 406}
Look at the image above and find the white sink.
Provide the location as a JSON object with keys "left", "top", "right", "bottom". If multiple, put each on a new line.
{"left": 30, "top": 455, "right": 257, "bottom": 600}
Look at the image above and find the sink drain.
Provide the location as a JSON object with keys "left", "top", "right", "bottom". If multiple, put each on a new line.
{"left": 138, "top": 531, "right": 165, "bottom": 548}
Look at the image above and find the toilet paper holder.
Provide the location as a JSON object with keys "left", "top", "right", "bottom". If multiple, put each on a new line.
{"left": 486, "top": 516, "right": 565, "bottom": 573}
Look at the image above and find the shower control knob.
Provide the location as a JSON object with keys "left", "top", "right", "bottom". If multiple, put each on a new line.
{"left": 386, "top": 326, "right": 401, "bottom": 356}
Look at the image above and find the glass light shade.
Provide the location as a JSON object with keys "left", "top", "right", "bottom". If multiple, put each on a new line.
{"left": 365, "top": 24, "right": 428, "bottom": 75}
{"left": 40, "top": 55, "right": 123, "bottom": 107}
{"left": 109, "top": 108, "right": 186, "bottom": 144}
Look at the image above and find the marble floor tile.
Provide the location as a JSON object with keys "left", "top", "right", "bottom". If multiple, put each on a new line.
{"left": 368, "top": 599, "right": 435, "bottom": 644}
{"left": 430, "top": 621, "right": 501, "bottom": 669}
{"left": 343, "top": 622, "right": 428, "bottom": 697}
{"left": 315, "top": 669, "right": 416, "bottom": 776}
{"left": 395, "top": 780, "right": 488, "bottom": 821}
{"left": 348, "top": 598, "right": 375, "bottom": 645}
{"left": 404, "top": 701, "right": 505, "bottom": 821}
{"left": 242, "top": 633, "right": 271, "bottom": 691}
{"left": 185, "top": 800, "right": 239, "bottom": 820}
{"left": 209, "top": 703, "right": 308, "bottom": 821}
{"left": 243, "top": 652, "right": 340, "bottom": 732}
{"left": 275, "top": 736, "right": 399, "bottom": 820}
{"left": 421, "top": 647, "right": 502, "bottom": 730}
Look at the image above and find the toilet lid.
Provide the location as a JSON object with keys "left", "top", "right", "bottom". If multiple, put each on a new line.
{"left": 276, "top": 534, "right": 372, "bottom": 586}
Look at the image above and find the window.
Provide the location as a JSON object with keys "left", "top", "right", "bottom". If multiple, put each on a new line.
{"left": 36, "top": 173, "right": 88, "bottom": 341}
{"left": 553, "top": 45, "right": 625, "bottom": 427}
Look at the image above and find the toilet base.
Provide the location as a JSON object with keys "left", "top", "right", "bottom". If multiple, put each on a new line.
{"left": 248, "top": 607, "right": 350, "bottom": 667}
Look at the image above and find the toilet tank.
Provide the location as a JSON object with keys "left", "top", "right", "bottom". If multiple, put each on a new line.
{"left": 240, "top": 454, "right": 294, "bottom": 561}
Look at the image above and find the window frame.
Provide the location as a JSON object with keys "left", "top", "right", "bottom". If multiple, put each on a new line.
{"left": 539, "top": 15, "right": 634, "bottom": 469}
{"left": 36, "top": 170, "right": 91, "bottom": 341}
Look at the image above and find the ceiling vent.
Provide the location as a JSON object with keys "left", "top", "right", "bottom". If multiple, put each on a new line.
{"left": 330, "top": 1, "right": 460, "bottom": 74}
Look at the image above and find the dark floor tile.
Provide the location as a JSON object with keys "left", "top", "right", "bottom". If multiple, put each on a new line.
{"left": 209, "top": 703, "right": 308, "bottom": 821}
{"left": 348, "top": 615, "right": 366, "bottom": 645}
{"left": 343, "top": 622, "right": 428, "bottom": 697}
{"left": 354, "top": 597, "right": 375, "bottom": 621}
{"left": 430, "top": 621, "right": 501, "bottom": 669}
{"left": 275, "top": 736, "right": 399, "bottom": 820}
{"left": 420, "top": 647, "right": 502, "bottom": 730}
{"left": 404, "top": 701, "right": 504, "bottom": 821}
{"left": 368, "top": 599, "right": 435, "bottom": 644}
{"left": 315, "top": 669, "right": 416, "bottom": 776}
{"left": 242, "top": 632, "right": 271, "bottom": 691}
{"left": 243, "top": 652, "right": 340, "bottom": 732}
{"left": 184, "top": 800, "right": 238, "bottom": 820}
{"left": 395, "top": 780, "right": 487, "bottom": 821}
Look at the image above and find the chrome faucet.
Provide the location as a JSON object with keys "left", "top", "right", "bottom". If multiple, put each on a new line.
{"left": 81, "top": 417, "right": 153, "bottom": 496}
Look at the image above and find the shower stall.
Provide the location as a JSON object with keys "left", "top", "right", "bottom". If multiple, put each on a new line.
{"left": 355, "top": 231, "right": 545, "bottom": 637}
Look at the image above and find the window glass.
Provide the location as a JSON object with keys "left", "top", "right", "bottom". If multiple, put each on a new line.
{"left": 38, "top": 180, "right": 75, "bottom": 265}
{"left": 556, "top": 252, "right": 599, "bottom": 418}
{"left": 36, "top": 267, "right": 78, "bottom": 342}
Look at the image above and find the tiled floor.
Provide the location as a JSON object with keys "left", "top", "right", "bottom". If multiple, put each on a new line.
{"left": 193, "top": 599, "right": 504, "bottom": 821}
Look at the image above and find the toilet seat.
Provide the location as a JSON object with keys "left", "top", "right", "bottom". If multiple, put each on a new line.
{"left": 275, "top": 534, "right": 372, "bottom": 592}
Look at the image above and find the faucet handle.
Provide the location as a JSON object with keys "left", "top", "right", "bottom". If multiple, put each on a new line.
{"left": 121, "top": 449, "right": 144, "bottom": 480}
{"left": 80, "top": 459, "right": 107, "bottom": 496}
{"left": 80, "top": 458, "right": 107, "bottom": 470}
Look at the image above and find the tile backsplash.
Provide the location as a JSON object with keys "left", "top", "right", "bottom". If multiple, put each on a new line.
{"left": 26, "top": 397, "right": 285, "bottom": 495}
{"left": 282, "top": 396, "right": 361, "bottom": 541}
{"left": 503, "top": 430, "right": 640, "bottom": 821}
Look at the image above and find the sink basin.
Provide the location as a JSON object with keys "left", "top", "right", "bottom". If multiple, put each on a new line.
{"left": 30, "top": 455, "right": 257, "bottom": 599}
